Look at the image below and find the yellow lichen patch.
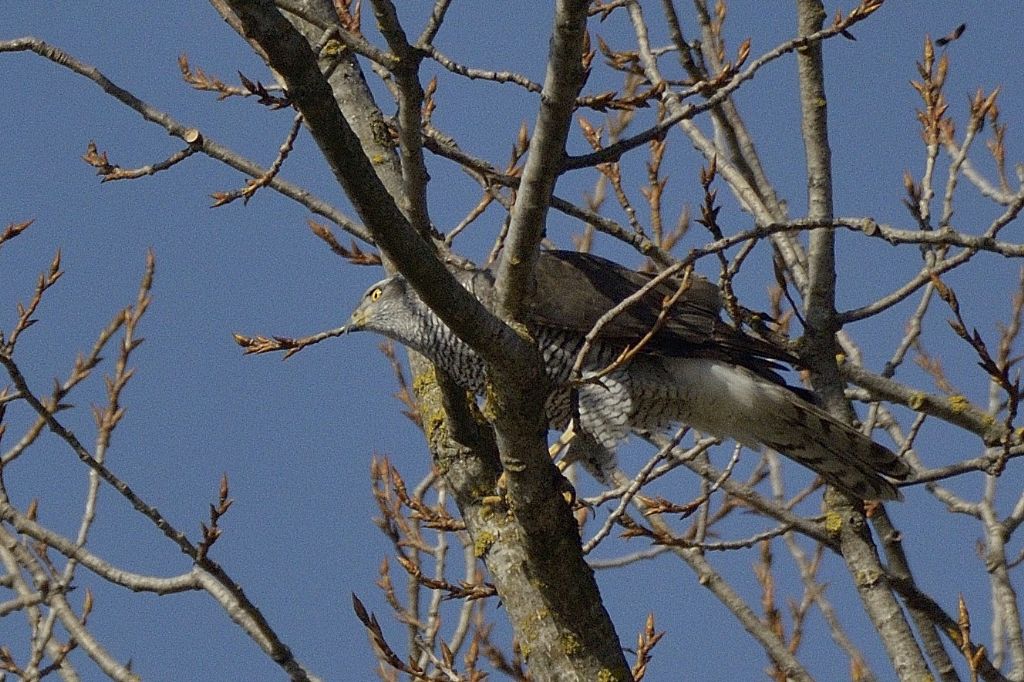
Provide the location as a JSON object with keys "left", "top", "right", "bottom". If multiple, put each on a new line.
{"left": 321, "top": 39, "right": 345, "bottom": 57}
{"left": 517, "top": 609, "right": 548, "bottom": 658}
{"left": 412, "top": 366, "right": 438, "bottom": 394}
{"left": 507, "top": 319, "right": 534, "bottom": 343}
{"left": 423, "top": 407, "right": 447, "bottom": 442}
{"left": 854, "top": 568, "right": 883, "bottom": 588}
{"left": 824, "top": 511, "right": 843, "bottom": 534}
{"left": 481, "top": 382, "right": 500, "bottom": 422}
{"left": 948, "top": 394, "right": 970, "bottom": 412}
{"left": 597, "top": 669, "right": 622, "bottom": 682}
{"left": 908, "top": 392, "right": 927, "bottom": 410}
{"left": 478, "top": 499, "right": 498, "bottom": 519}
{"left": 473, "top": 530, "right": 497, "bottom": 557}
{"left": 560, "top": 632, "right": 582, "bottom": 655}
{"left": 835, "top": 352, "right": 846, "bottom": 365}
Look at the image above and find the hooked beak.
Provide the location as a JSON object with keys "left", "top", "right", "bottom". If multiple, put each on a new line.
{"left": 345, "top": 308, "right": 368, "bottom": 332}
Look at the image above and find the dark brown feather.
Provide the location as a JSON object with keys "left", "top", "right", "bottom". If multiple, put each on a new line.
{"left": 518, "top": 251, "right": 796, "bottom": 383}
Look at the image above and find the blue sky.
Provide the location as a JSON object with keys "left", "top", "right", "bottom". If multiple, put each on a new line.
{"left": 3, "top": 2, "right": 1024, "bottom": 680}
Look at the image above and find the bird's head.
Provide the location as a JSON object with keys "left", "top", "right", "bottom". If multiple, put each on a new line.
{"left": 346, "top": 275, "right": 427, "bottom": 343}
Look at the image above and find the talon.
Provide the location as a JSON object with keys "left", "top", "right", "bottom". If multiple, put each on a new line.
{"left": 549, "top": 424, "right": 577, "bottom": 468}
{"left": 479, "top": 471, "right": 509, "bottom": 508}
{"left": 344, "top": 250, "right": 902, "bottom": 504}
{"left": 559, "top": 474, "right": 580, "bottom": 509}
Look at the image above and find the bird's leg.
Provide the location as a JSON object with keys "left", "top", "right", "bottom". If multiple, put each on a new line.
{"left": 478, "top": 469, "right": 508, "bottom": 508}
{"left": 476, "top": 427, "right": 580, "bottom": 508}
{"left": 548, "top": 425, "right": 581, "bottom": 509}
{"left": 551, "top": 423, "right": 578, "bottom": 470}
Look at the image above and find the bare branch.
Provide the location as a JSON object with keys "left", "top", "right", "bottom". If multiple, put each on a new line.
{"left": 495, "top": 0, "right": 591, "bottom": 320}
{"left": 0, "top": 37, "right": 367, "bottom": 241}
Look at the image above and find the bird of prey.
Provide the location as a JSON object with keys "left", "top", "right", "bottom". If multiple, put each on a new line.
{"left": 346, "top": 250, "right": 910, "bottom": 500}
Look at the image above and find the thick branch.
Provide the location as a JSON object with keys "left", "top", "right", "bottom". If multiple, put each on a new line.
{"left": 0, "top": 36, "right": 367, "bottom": 242}
{"left": 217, "top": 0, "right": 518, "bottom": 370}
{"left": 371, "top": 0, "right": 433, "bottom": 238}
{"left": 495, "top": 0, "right": 591, "bottom": 320}
{"left": 218, "top": 2, "right": 631, "bottom": 677}
{"left": 795, "top": 0, "right": 840, "bottom": 408}
{"left": 794, "top": 2, "right": 931, "bottom": 680}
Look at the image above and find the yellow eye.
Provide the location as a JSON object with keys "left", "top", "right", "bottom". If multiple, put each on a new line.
{"left": 370, "top": 287, "right": 383, "bottom": 302}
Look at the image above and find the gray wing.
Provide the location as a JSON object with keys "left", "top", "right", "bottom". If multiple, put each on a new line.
{"left": 454, "top": 250, "right": 798, "bottom": 383}
{"left": 528, "top": 251, "right": 798, "bottom": 382}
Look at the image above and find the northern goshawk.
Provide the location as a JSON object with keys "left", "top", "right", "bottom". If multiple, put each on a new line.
{"left": 346, "top": 250, "right": 909, "bottom": 500}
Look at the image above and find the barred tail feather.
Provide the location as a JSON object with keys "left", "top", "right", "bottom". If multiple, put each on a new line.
{"left": 757, "top": 389, "right": 909, "bottom": 501}
{"left": 663, "top": 360, "right": 910, "bottom": 501}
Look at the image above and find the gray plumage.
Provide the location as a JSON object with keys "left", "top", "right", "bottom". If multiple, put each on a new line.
{"left": 346, "top": 250, "right": 910, "bottom": 500}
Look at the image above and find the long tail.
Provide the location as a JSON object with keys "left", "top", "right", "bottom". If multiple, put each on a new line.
{"left": 663, "top": 359, "right": 910, "bottom": 500}
{"left": 755, "top": 385, "right": 910, "bottom": 500}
